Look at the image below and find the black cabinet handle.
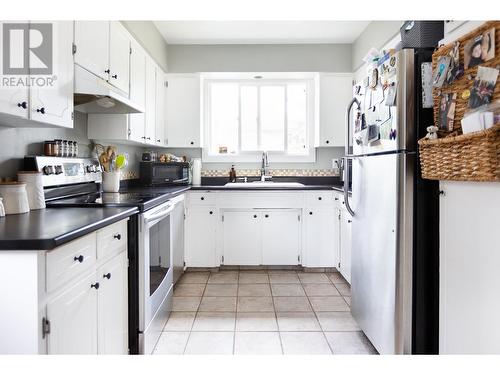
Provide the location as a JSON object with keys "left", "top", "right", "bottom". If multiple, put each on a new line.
{"left": 334, "top": 197, "right": 339, "bottom": 201}
{"left": 347, "top": 219, "right": 352, "bottom": 223}
{"left": 91, "top": 282, "right": 100, "bottom": 290}
{"left": 36, "top": 107, "right": 45, "bottom": 114}
{"left": 253, "top": 215, "right": 257, "bottom": 218}
{"left": 190, "top": 141, "right": 194, "bottom": 145}
{"left": 200, "top": 197, "right": 204, "bottom": 200}
{"left": 156, "top": 139, "right": 161, "bottom": 143}
{"left": 112, "top": 74, "right": 118, "bottom": 79}
{"left": 146, "top": 137, "right": 151, "bottom": 140}
{"left": 103, "top": 273, "right": 111, "bottom": 280}
{"left": 141, "top": 136, "right": 146, "bottom": 139}
{"left": 104, "top": 69, "right": 110, "bottom": 74}
{"left": 113, "top": 233, "right": 121, "bottom": 240}
{"left": 326, "top": 140, "right": 330, "bottom": 144}
{"left": 309, "top": 211, "right": 313, "bottom": 215}
{"left": 209, "top": 211, "right": 213, "bottom": 215}
{"left": 318, "top": 197, "right": 322, "bottom": 200}
{"left": 264, "top": 214, "right": 269, "bottom": 218}
{"left": 17, "top": 101, "right": 27, "bottom": 109}
{"left": 74, "top": 255, "right": 84, "bottom": 263}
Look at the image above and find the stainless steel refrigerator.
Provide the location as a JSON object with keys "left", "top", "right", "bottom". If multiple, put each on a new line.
{"left": 343, "top": 48, "right": 439, "bottom": 354}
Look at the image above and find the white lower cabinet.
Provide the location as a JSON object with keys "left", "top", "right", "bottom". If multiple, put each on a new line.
{"left": 97, "top": 251, "right": 128, "bottom": 354}
{"left": 185, "top": 207, "right": 218, "bottom": 267}
{"left": 262, "top": 210, "right": 301, "bottom": 265}
{"left": 47, "top": 272, "right": 98, "bottom": 354}
{"left": 304, "top": 208, "right": 338, "bottom": 267}
{"left": 222, "top": 211, "right": 262, "bottom": 265}
{"left": 339, "top": 208, "right": 352, "bottom": 283}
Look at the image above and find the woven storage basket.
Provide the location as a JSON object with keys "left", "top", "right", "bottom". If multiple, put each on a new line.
{"left": 418, "top": 21, "right": 500, "bottom": 181}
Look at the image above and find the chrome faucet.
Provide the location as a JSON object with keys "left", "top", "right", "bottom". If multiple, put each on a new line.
{"left": 260, "top": 152, "right": 272, "bottom": 182}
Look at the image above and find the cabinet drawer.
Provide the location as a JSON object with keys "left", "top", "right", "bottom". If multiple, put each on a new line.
{"left": 306, "top": 191, "right": 335, "bottom": 207}
{"left": 96, "top": 219, "right": 127, "bottom": 260}
{"left": 46, "top": 232, "right": 97, "bottom": 293}
{"left": 189, "top": 191, "right": 216, "bottom": 206}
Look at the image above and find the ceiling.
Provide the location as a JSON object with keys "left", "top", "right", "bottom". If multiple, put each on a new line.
{"left": 153, "top": 21, "right": 370, "bottom": 45}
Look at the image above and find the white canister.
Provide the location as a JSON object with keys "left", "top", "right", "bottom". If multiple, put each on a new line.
{"left": 0, "top": 197, "right": 5, "bottom": 217}
{"left": 102, "top": 171, "right": 121, "bottom": 193}
{"left": 192, "top": 158, "right": 202, "bottom": 186}
{"left": 17, "top": 171, "right": 46, "bottom": 210}
{"left": 0, "top": 182, "right": 30, "bottom": 215}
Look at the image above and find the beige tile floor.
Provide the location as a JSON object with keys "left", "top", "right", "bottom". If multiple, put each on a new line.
{"left": 153, "top": 270, "right": 377, "bottom": 355}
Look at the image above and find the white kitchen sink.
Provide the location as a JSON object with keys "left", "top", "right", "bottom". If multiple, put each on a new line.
{"left": 224, "top": 182, "right": 305, "bottom": 188}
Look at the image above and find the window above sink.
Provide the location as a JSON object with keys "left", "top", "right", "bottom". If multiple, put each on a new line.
{"left": 201, "top": 72, "right": 318, "bottom": 163}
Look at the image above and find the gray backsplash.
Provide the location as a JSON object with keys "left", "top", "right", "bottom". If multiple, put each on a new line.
{"left": 0, "top": 112, "right": 143, "bottom": 180}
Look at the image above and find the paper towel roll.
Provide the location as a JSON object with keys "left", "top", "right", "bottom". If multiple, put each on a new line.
{"left": 192, "top": 158, "right": 202, "bottom": 186}
{"left": 18, "top": 171, "right": 45, "bottom": 210}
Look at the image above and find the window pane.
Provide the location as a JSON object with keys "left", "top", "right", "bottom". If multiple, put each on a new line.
{"left": 210, "top": 83, "right": 239, "bottom": 154}
{"left": 287, "top": 83, "right": 308, "bottom": 154}
{"left": 240, "top": 86, "right": 258, "bottom": 151}
{"left": 260, "top": 86, "right": 285, "bottom": 151}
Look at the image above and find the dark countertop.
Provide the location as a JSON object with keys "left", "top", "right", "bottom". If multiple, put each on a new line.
{"left": 0, "top": 206, "right": 138, "bottom": 250}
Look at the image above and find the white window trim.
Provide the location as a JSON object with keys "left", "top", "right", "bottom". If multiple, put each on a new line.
{"left": 201, "top": 73, "right": 318, "bottom": 163}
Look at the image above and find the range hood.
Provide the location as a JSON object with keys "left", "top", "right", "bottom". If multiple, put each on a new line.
{"left": 74, "top": 65, "right": 144, "bottom": 114}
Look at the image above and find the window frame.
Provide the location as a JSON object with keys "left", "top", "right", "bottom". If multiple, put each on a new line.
{"left": 201, "top": 73, "right": 318, "bottom": 163}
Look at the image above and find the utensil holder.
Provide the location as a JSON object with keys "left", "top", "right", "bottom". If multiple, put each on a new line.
{"left": 102, "top": 171, "right": 121, "bottom": 193}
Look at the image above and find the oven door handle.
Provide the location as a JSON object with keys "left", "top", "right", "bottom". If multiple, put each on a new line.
{"left": 144, "top": 205, "right": 174, "bottom": 224}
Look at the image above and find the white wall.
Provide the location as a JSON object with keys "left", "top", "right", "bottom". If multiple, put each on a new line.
{"left": 167, "top": 44, "right": 352, "bottom": 73}
{"left": 437, "top": 21, "right": 500, "bottom": 354}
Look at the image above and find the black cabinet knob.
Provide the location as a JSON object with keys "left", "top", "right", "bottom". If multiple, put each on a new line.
{"left": 156, "top": 139, "right": 161, "bottom": 143}
{"left": 334, "top": 197, "right": 339, "bottom": 201}
{"left": 318, "top": 197, "right": 322, "bottom": 200}
{"left": 309, "top": 211, "right": 313, "bottom": 215}
{"left": 36, "top": 107, "right": 45, "bottom": 114}
{"left": 112, "top": 74, "right": 118, "bottom": 79}
{"left": 200, "top": 197, "right": 204, "bottom": 200}
{"left": 113, "top": 234, "right": 121, "bottom": 240}
{"left": 17, "top": 101, "right": 27, "bottom": 109}
{"left": 74, "top": 255, "right": 84, "bottom": 263}
{"left": 265, "top": 214, "right": 269, "bottom": 218}
{"left": 253, "top": 215, "right": 257, "bottom": 218}
{"left": 209, "top": 211, "right": 213, "bottom": 215}
{"left": 326, "top": 140, "right": 330, "bottom": 144}
{"left": 91, "top": 282, "right": 100, "bottom": 289}
{"left": 190, "top": 141, "right": 194, "bottom": 145}
{"left": 347, "top": 220, "right": 352, "bottom": 223}
{"left": 103, "top": 273, "right": 111, "bottom": 280}
{"left": 104, "top": 69, "right": 110, "bottom": 74}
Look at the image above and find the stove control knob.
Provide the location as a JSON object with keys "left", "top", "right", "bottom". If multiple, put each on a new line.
{"left": 86, "top": 165, "right": 95, "bottom": 173}
{"left": 43, "top": 165, "right": 54, "bottom": 175}
{"left": 54, "top": 165, "right": 63, "bottom": 175}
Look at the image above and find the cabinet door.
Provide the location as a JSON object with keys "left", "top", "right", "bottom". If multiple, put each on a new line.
{"left": 319, "top": 74, "right": 353, "bottom": 147}
{"left": 144, "top": 57, "right": 156, "bottom": 145}
{"left": 340, "top": 209, "right": 352, "bottom": 283}
{"left": 0, "top": 21, "right": 29, "bottom": 120}
{"left": 155, "top": 67, "right": 166, "bottom": 146}
{"left": 30, "top": 21, "right": 74, "bottom": 128}
{"left": 262, "top": 210, "right": 300, "bottom": 266}
{"left": 185, "top": 207, "right": 217, "bottom": 267}
{"left": 108, "top": 21, "right": 130, "bottom": 94}
{"left": 128, "top": 39, "right": 146, "bottom": 143}
{"left": 74, "top": 21, "right": 109, "bottom": 80}
{"left": 97, "top": 251, "right": 128, "bottom": 354}
{"left": 304, "top": 209, "right": 338, "bottom": 267}
{"left": 47, "top": 272, "right": 98, "bottom": 354}
{"left": 223, "top": 211, "right": 262, "bottom": 266}
{"left": 165, "top": 74, "right": 200, "bottom": 147}
{"left": 171, "top": 200, "right": 185, "bottom": 283}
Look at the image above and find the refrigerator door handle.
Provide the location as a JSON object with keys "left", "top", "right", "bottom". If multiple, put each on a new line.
{"left": 343, "top": 156, "right": 355, "bottom": 217}
{"left": 345, "top": 97, "right": 361, "bottom": 156}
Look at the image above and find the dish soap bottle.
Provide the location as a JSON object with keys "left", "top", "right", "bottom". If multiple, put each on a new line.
{"left": 229, "top": 165, "right": 237, "bottom": 183}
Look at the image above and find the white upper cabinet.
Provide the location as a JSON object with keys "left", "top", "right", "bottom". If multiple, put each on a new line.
{"left": 165, "top": 73, "right": 201, "bottom": 148}
{"left": 155, "top": 67, "right": 166, "bottom": 146}
{"left": 318, "top": 73, "right": 353, "bottom": 147}
{"left": 108, "top": 22, "right": 130, "bottom": 94}
{"left": 128, "top": 39, "right": 147, "bottom": 143}
{"left": 74, "top": 21, "right": 110, "bottom": 80}
{"left": 144, "top": 57, "right": 157, "bottom": 145}
{"left": 30, "top": 21, "right": 74, "bottom": 128}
